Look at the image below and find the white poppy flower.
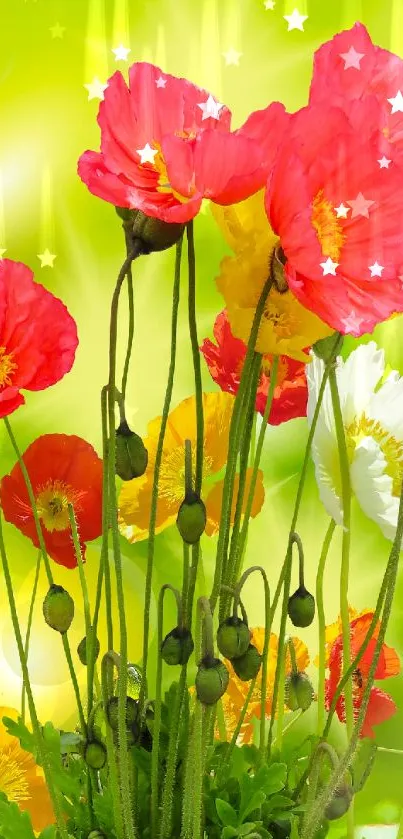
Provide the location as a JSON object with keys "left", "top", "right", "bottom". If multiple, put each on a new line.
{"left": 306, "top": 342, "right": 403, "bottom": 541}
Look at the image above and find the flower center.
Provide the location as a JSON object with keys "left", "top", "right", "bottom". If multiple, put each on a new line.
{"left": 153, "top": 141, "right": 195, "bottom": 204}
{"left": 0, "top": 744, "right": 30, "bottom": 803}
{"left": 346, "top": 414, "right": 403, "bottom": 497}
{"left": 262, "top": 296, "right": 299, "bottom": 338}
{"left": 159, "top": 446, "right": 214, "bottom": 504}
{"left": 311, "top": 189, "right": 346, "bottom": 261}
{"left": 0, "top": 346, "right": 17, "bottom": 389}
{"left": 260, "top": 355, "right": 289, "bottom": 388}
{"left": 36, "top": 479, "right": 85, "bottom": 532}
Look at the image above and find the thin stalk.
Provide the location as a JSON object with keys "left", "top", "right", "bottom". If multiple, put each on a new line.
{"left": 275, "top": 639, "right": 287, "bottom": 751}
{"left": 272, "top": 709, "right": 302, "bottom": 750}
{"left": 101, "top": 654, "right": 125, "bottom": 839}
{"left": 68, "top": 503, "right": 94, "bottom": 719}
{"left": 160, "top": 664, "right": 188, "bottom": 838}
{"left": 21, "top": 550, "right": 41, "bottom": 723}
{"left": 186, "top": 221, "right": 204, "bottom": 496}
{"left": 140, "top": 236, "right": 183, "bottom": 711}
{"left": 61, "top": 634, "right": 87, "bottom": 735}
{"left": 224, "top": 679, "right": 256, "bottom": 766}
{"left": 267, "top": 536, "right": 293, "bottom": 756}
{"left": 121, "top": 240, "right": 134, "bottom": 402}
{"left": 182, "top": 542, "right": 190, "bottom": 626}
{"left": 0, "top": 514, "right": 68, "bottom": 839}
{"left": 316, "top": 521, "right": 336, "bottom": 734}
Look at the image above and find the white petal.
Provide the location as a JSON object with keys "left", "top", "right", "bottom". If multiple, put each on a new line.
{"left": 337, "top": 341, "right": 385, "bottom": 425}
{"left": 306, "top": 354, "right": 335, "bottom": 435}
{"left": 369, "top": 368, "right": 403, "bottom": 440}
{"left": 351, "top": 436, "right": 398, "bottom": 541}
{"left": 307, "top": 354, "right": 342, "bottom": 523}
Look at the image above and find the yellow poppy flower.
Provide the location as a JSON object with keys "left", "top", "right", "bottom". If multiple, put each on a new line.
{"left": 218, "top": 627, "right": 310, "bottom": 743}
{"left": 118, "top": 392, "right": 265, "bottom": 542}
{"left": 212, "top": 193, "right": 333, "bottom": 361}
{"left": 0, "top": 708, "right": 54, "bottom": 833}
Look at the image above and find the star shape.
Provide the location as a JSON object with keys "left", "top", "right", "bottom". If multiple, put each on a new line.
{"left": 198, "top": 94, "right": 224, "bottom": 121}
{"left": 346, "top": 192, "right": 375, "bottom": 218}
{"left": 339, "top": 46, "right": 365, "bottom": 70}
{"left": 49, "top": 23, "right": 66, "bottom": 39}
{"left": 264, "top": 0, "right": 275, "bottom": 8}
{"left": 136, "top": 143, "right": 158, "bottom": 164}
{"left": 155, "top": 76, "right": 167, "bottom": 88}
{"left": 387, "top": 90, "right": 403, "bottom": 114}
{"left": 0, "top": 248, "right": 7, "bottom": 260}
{"left": 341, "top": 310, "right": 364, "bottom": 334}
{"left": 334, "top": 203, "right": 350, "bottom": 219}
{"left": 320, "top": 257, "right": 339, "bottom": 276}
{"left": 84, "top": 77, "right": 108, "bottom": 101}
{"left": 222, "top": 48, "right": 242, "bottom": 66}
{"left": 37, "top": 249, "right": 56, "bottom": 268}
{"left": 369, "top": 261, "right": 384, "bottom": 277}
{"left": 284, "top": 9, "right": 308, "bottom": 31}
{"left": 112, "top": 44, "right": 131, "bottom": 61}
{"left": 378, "top": 156, "right": 392, "bottom": 168}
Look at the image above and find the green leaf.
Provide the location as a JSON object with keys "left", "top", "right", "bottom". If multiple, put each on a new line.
{"left": 240, "top": 790, "right": 266, "bottom": 822}
{"left": 59, "top": 731, "right": 84, "bottom": 754}
{"left": 238, "top": 823, "right": 258, "bottom": 835}
{"left": 262, "top": 763, "right": 287, "bottom": 796}
{"left": 2, "top": 717, "right": 36, "bottom": 757}
{"left": 0, "top": 796, "right": 36, "bottom": 839}
{"left": 216, "top": 799, "right": 238, "bottom": 827}
{"left": 221, "top": 828, "right": 239, "bottom": 839}
{"left": 38, "top": 827, "right": 58, "bottom": 839}
{"left": 131, "top": 746, "right": 152, "bottom": 775}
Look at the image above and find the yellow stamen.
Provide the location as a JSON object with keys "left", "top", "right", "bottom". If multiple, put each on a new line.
{"left": 262, "top": 297, "right": 299, "bottom": 339}
{"left": 36, "top": 479, "right": 85, "bottom": 532}
{"left": 346, "top": 415, "right": 403, "bottom": 497}
{"left": 260, "top": 355, "right": 289, "bottom": 388}
{"left": 159, "top": 446, "right": 214, "bottom": 504}
{"left": 0, "top": 743, "right": 31, "bottom": 802}
{"left": 152, "top": 140, "right": 195, "bottom": 204}
{"left": 311, "top": 189, "right": 346, "bottom": 261}
{"left": 0, "top": 346, "right": 17, "bottom": 388}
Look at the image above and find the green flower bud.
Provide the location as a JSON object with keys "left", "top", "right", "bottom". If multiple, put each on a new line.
{"left": 84, "top": 740, "right": 107, "bottom": 770}
{"left": 43, "top": 585, "right": 74, "bottom": 634}
{"left": 195, "top": 656, "right": 229, "bottom": 705}
{"left": 176, "top": 490, "right": 206, "bottom": 544}
{"left": 116, "top": 207, "right": 184, "bottom": 253}
{"left": 217, "top": 616, "right": 250, "bottom": 660}
{"left": 288, "top": 585, "right": 315, "bottom": 628}
{"left": 106, "top": 696, "right": 138, "bottom": 731}
{"left": 160, "top": 627, "right": 194, "bottom": 666}
{"left": 313, "top": 333, "right": 342, "bottom": 363}
{"left": 285, "top": 672, "right": 314, "bottom": 711}
{"left": 77, "top": 629, "right": 100, "bottom": 666}
{"left": 271, "top": 245, "right": 289, "bottom": 293}
{"left": 115, "top": 420, "right": 148, "bottom": 481}
{"left": 231, "top": 644, "right": 262, "bottom": 681}
{"left": 324, "top": 782, "right": 353, "bottom": 820}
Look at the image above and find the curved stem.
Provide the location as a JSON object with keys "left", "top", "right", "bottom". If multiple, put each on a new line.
{"left": 21, "top": 550, "right": 41, "bottom": 723}
{"left": 68, "top": 503, "right": 94, "bottom": 720}
{"left": 198, "top": 596, "right": 215, "bottom": 658}
{"left": 140, "top": 236, "right": 183, "bottom": 711}
{"left": 275, "top": 639, "right": 287, "bottom": 752}
{"left": 182, "top": 542, "right": 190, "bottom": 627}
{"left": 121, "top": 238, "right": 134, "bottom": 403}
{"left": 186, "top": 221, "right": 204, "bottom": 496}
{"left": 316, "top": 520, "right": 336, "bottom": 734}
{"left": 101, "top": 653, "right": 125, "bottom": 839}
{"left": 288, "top": 637, "right": 298, "bottom": 676}
{"left": 224, "top": 678, "right": 256, "bottom": 766}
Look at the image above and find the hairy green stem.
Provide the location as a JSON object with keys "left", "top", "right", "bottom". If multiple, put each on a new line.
{"left": 21, "top": 550, "right": 41, "bottom": 723}
{"left": 101, "top": 653, "right": 125, "bottom": 839}
{"left": 160, "top": 664, "right": 188, "bottom": 838}
{"left": 186, "top": 221, "right": 204, "bottom": 496}
{"left": 316, "top": 520, "right": 336, "bottom": 734}
{"left": 121, "top": 228, "right": 135, "bottom": 402}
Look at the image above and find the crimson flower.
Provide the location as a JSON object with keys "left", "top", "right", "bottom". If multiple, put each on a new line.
{"left": 200, "top": 310, "right": 307, "bottom": 425}
{"left": 0, "top": 435, "right": 103, "bottom": 569}
{"left": 325, "top": 611, "right": 400, "bottom": 738}
{"left": 0, "top": 260, "right": 78, "bottom": 418}
{"left": 78, "top": 62, "right": 288, "bottom": 223}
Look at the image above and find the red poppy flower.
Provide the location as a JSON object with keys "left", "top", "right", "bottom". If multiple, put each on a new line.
{"left": 200, "top": 310, "right": 308, "bottom": 426}
{"left": 0, "top": 260, "right": 78, "bottom": 418}
{"left": 264, "top": 96, "right": 403, "bottom": 337}
{"left": 325, "top": 611, "right": 400, "bottom": 738}
{"left": 0, "top": 435, "right": 103, "bottom": 569}
{"left": 78, "top": 62, "right": 289, "bottom": 223}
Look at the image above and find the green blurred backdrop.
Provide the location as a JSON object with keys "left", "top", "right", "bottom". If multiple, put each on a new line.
{"left": 0, "top": 0, "right": 402, "bottom": 830}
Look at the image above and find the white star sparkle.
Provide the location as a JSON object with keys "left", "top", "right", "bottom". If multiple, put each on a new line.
{"left": 334, "top": 203, "right": 350, "bottom": 218}
{"left": 37, "top": 249, "right": 57, "bottom": 268}
{"left": 378, "top": 156, "right": 392, "bottom": 168}
{"left": 284, "top": 9, "right": 308, "bottom": 31}
{"left": 369, "top": 261, "right": 384, "bottom": 277}
{"left": 155, "top": 76, "right": 167, "bottom": 88}
{"left": 264, "top": 0, "right": 275, "bottom": 8}
{"left": 347, "top": 192, "right": 375, "bottom": 218}
{"left": 387, "top": 90, "right": 403, "bottom": 113}
{"left": 339, "top": 46, "right": 365, "bottom": 70}
{"left": 136, "top": 143, "right": 158, "bottom": 164}
{"left": 320, "top": 257, "right": 339, "bottom": 276}
{"left": 198, "top": 95, "right": 224, "bottom": 121}
{"left": 112, "top": 45, "right": 131, "bottom": 61}
{"left": 341, "top": 311, "right": 364, "bottom": 334}
{"left": 84, "top": 77, "right": 108, "bottom": 101}
{"left": 222, "top": 48, "right": 242, "bottom": 66}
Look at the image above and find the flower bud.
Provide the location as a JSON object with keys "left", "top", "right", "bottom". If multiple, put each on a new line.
{"left": 288, "top": 585, "right": 315, "bottom": 628}
{"left": 160, "top": 626, "right": 194, "bottom": 666}
{"left": 77, "top": 628, "right": 100, "bottom": 666}
{"left": 176, "top": 490, "right": 206, "bottom": 544}
{"left": 285, "top": 672, "right": 314, "bottom": 711}
{"left": 115, "top": 420, "right": 148, "bottom": 481}
{"left": 195, "top": 656, "right": 229, "bottom": 705}
{"left": 106, "top": 696, "right": 138, "bottom": 731}
{"left": 271, "top": 245, "right": 289, "bottom": 293}
{"left": 217, "top": 616, "right": 250, "bottom": 660}
{"left": 116, "top": 207, "right": 184, "bottom": 253}
{"left": 324, "top": 782, "right": 353, "bottom": 820}
{"left": 231, "top": 644, "right": 262, "bottom": 682}
{"left": 313, "top": 333, "right": 342, "bottom": 363}
{"left": 43, "top": 585, "right": 74, "bottom": 633}
{"left": 84, "top": 740, "right": 107, "bottom": 770}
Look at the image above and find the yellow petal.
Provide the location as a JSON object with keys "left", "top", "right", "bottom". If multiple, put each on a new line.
{"left": 204, "top": 467, "right": 265, "bottom": 536}
{"left": 211, "top": 191, "right": 276, "bottom": 254}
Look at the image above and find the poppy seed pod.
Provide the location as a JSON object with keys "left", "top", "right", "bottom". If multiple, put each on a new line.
{"left": 313, "top": 333, "right": 342, "bottom": 363}
{"left": 115, "top": 420, "right": 148, "bottom": 481}
{"left": 84, "top": 740, "right": 107, "bottom": 770}
{"left": 288, "top": 585, "right": 315, "bottom": 628}
{"left": 106, "top": 696, "right": 139, "bottom": 731}
{"left": 195, "top": 657, "right": 229, "bottom": 705}
{"left": 324, "top": 782, "right": 353, "bottom": 820}
{"left": 77, "top": 631, "right": 100, "bottom": 666}
{"left": 176, "top": 490, "right": 207, "bottom": 544}
{"left": 43, "top": 585, "right": 74, "bottom": 634}
{"left": 232, "top": 644, "right": 262, "bottom": 681}
{"left": 160, "top": 626, "right": 194, "bottom": 666}
{"left": 116, "top": 207, "right": 185, "bottom": 253}
{"left": 285, "top": 672, "right": 314, "bottom": 711}
{"left": 217, "top": 616, "right": 250, "bottom": 660}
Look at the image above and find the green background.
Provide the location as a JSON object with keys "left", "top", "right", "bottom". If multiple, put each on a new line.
{"left": 0, "top": 0, "right": 402, "bottom": 831}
